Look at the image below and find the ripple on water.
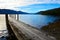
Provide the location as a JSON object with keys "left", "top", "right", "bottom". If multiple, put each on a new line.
{"left": 0, "top": 30, "right": 8, "bottom": 38}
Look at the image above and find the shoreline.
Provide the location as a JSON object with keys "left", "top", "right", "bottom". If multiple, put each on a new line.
{"left": 41, "top": 20, "right": 60, "bottom": 40}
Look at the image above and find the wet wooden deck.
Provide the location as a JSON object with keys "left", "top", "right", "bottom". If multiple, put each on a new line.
{"left": 8, "top": 16, "right": 56, "bottom": 40}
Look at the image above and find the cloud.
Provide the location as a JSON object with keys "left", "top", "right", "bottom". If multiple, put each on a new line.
{"left": 0, "top": 0, "right": 60, "bottom": 10}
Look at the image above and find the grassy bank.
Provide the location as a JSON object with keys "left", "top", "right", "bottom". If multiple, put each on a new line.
{"left": 41, "top": 20, "right": 60, "bottom": 40}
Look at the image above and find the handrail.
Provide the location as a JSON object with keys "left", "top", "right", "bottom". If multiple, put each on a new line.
{"left": 8, "top": 16, "right": 56, "bottom": 40}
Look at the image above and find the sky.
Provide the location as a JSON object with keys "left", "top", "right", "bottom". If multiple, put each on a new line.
{"left": 0, "top": 0, "right": 60, "bottom": 13}
{"left": 18, "top": 4, "right": 60, "bottom": 13}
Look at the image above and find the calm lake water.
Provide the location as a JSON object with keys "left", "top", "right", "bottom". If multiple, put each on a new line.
{"left": 19, "top": 14, "right": 60, "bottom": 29}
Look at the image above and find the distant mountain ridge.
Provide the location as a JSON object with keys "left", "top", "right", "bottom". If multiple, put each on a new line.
{"left": 0, "top": 8, "right": 60, "bottom": 16}
{"left": 0, "top": 9, "right": 29, "bottom": 14}
{"left": 37, "top": 8, "right": 60, "bottom": 16}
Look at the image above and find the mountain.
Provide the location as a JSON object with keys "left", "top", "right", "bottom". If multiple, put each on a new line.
{"left": 0, "top": 9, "right": 29, "bottom": 14}
{"left": 37, "top": 8, "right": 60, "bottom": 16}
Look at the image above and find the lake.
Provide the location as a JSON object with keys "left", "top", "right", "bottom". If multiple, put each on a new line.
{"left": 19, "top": 14, "right": 60, "bottom": 29}
{"left": 0, "top": 15, "right": 8, "bottom": 40}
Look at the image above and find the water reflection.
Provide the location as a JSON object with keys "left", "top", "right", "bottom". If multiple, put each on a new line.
{"left": 19, "top": 14, "right": 60, "bottom": 28}
{"left": 0, "top": 15, "right": 8, "bottom": 40}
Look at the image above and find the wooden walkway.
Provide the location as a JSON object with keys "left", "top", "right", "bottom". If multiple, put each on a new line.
{"left": 8, "top": 16, "right": 56, "bottom": 40}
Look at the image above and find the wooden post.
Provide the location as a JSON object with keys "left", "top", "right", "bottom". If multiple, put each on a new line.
{"left": 17, "top": 14, "right": 19, "bottom": 21}
{"left": 5, "top": 14, "right": 18, "bottom": 40}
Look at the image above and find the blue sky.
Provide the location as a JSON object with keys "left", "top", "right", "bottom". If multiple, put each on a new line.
{"left": 0, "top": 0, "right": 60, "bottom": 13}
{"left": 18, "top": 4, "right": 60, "bottom": 13}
